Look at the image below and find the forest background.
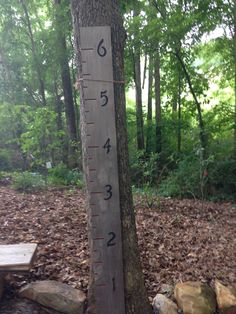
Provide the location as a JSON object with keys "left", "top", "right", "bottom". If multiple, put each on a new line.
{"left": 0, "top": 0, "right": 235, "bottom": 201}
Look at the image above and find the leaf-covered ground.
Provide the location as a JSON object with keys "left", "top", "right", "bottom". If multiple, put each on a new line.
{"left": 0, "top": 186, "right": 235, "bottom": 304}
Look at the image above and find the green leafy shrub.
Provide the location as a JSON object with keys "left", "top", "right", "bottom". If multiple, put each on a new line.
{"left": 12, "top": 172, "right": 45, "bottom": 192}
{"left": 158, "top": 155, "right": 202, "bottom": 198}
{"left": 48, "top": 163, "right": 84, "bottom": 187}
{"left": 0, "top": 149, "right": 12, "bottom": 171}
{"left": 209, "top": 159, "right": 236, "bottom": 198}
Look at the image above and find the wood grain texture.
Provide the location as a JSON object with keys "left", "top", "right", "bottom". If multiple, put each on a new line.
{"left": 0, "top": 243, "right": 37, "bottom": 271}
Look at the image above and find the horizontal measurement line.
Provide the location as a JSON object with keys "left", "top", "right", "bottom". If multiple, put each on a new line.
{"left": 87, "top": 122, "right": 95, "bottom": 125}
{"left": 87, "top": 134, "right": 91, "bottom": 137}
{"left": 89, "top": 169, "right": 96, "bottom": 171}
{"left": 83, "top": 86, "right": 88, "bottom": 89}
{"left": 94, "top": 261, "right": 103, "bottom": 264}
{"left": 85, "top": 110, "right": 90, "bottom": 113}
{"left": 92, "top": 214, "right": 100, "bottom": 217}
{"left": 81, "top": 47, "right": 94, "bottom": 51}
{"left": 88, "top": 146, "right": 99, "bottom": 148}
{"left": 83, "top": 74, "right": 91, "bottom": 76}
{"left": 85, "top": 98, "right": 96, "bottom": 101}
{"left": 82, "top": 61, "right": 86, "bottom": 64}
{"left": 93, "top": 238, "right": 104, "bottom": 241}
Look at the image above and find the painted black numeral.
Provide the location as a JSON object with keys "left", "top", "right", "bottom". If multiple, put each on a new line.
{"left": 107, "top": 232, "right": 116, "bottom": 247}
{"left": 104, "top": 184, "right": 112, "bottom": 200}
{"left": 112, "top": 277, "right": 116, "bottom": 291}
{"left": 103, "top": 138, "right": 111, "bottom": 154}
{"left": 97, "top": 39, "right": 107, "bottom": 57}
{"left": 101, "top": 90, "right": 108, "bottom": 106}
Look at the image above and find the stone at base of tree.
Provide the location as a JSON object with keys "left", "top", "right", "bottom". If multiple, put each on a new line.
{"left": 19, "top": 280, "right": 86, "bottom": 314}
{"left": 0, "top": 275, "right": 4, "bottom": 300}
{"left": 174, "top": 281, "right": 216, "bottom": 314}
{"left": 215, "top": 280, "right": 236, "bottom": 314}
{"left": 153, "top": 294, "right": 179, "bottom": 314}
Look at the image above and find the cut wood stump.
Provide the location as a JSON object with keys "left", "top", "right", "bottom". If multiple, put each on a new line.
{"left": 0, "top": 243, "right": 37, "bottom": 272}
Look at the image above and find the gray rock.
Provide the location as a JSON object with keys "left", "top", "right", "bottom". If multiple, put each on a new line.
{"left": 19, "top": 280, "right": 86, "bottom": 314}
{"left": 153, "top": 294, "right": 179, "bottom": 314}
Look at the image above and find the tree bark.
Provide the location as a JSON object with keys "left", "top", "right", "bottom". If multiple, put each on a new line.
{"left": 71, "top": 1, "right": 151, "bottom": 313}
{"left": 233, "top": 0, "right": 236, "bottom": 157}
{"left": 54, "top": 0, "right": 78, "bottom": 167}
{"left": 146, "top": 55, "right": 153, "bottom": 154}
{"left": 154, "top": 48, "right": 162, "bottom": 154}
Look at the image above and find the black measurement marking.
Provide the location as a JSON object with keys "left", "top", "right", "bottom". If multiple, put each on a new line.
{"left": 83, "top": 86, "right": 88, "bottom": 88}
{"left": 94, "top": 237, "right": 104, "bottom": 241}
{"left": 85, "top": 98, "right": 96, "bottom": 101}
{"left": 87, "top": 122, "right": 95, "bottom": 125}
{"left": 89, "top": 169, "right": 96, "bottom": 172}
{"left": 82, "top": 47, "right": 94, "bottom": 51}
{"left": 94, "top": 261, "right": 102, "bottom": 264}
{"left": 82, "top": 61, "right": 86, "bottom": 64}
{"left": 103, "top": 138, "right": 111, "bottom": 154}
{"left": 101, "top": 90, "right": 108, "bottom": 106}
{"left": 104, "top": 185, "right": 112, "bottom": 200}
{"left": 83, "top": 73, "right": 91, "bottom": 76}
{"left": 85, "top": 110, "right": 90, "bottom": 113}
{"left": 107, "top": 232, "right": 116, "bottom": 247}
{"left": 92, "top": 214, "right": 100, "bottom": 217}
{"left": 88, "top": 146, "right": 99, "bottom": 148}
{"left": 112, "top": 278, "right": 116, "bottom": 291}
{"left": 87, "top": 134, "right": 91, "bottom": 137}
{"left": 97, "top": 39, "right": 107, "bottom": 57}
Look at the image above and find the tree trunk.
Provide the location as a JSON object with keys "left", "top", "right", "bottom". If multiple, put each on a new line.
{"left": 177, "top": 72, "right": 182, "bottom": 153}
{"left": 133, "top": 10, "right": 145, "bottom": 151}
{"left": 54, "top": 0, "right": 78, "bottom": 167}
{"left": 175, "top": 50, "right": 207, "bottom": 157}
{"left": 146, "top": 55, "right": 153, "bottom": 154}
{"left": 154, "top": 48, "right": 162, "bottom": 154}
{"left": 20, "top": 0, "right": 46, "bottom": 106}
{"left": 71, "top": 1, "right": 151, "bottom": 313}
{"left": 233, "top": 0, "right": 236, "bottom": 157}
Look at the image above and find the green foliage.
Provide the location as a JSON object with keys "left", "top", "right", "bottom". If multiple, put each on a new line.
{"left": 0, "top": 149, "right": 12, "bottom": 171}
{"left": 209, "top": 159, "right": 236, "bottom": 199}
{"left": 48, "top": 163, "right": 84, "bottom": 187}
{"left": 12, "top": 172, "right": 46, "bottom": 192}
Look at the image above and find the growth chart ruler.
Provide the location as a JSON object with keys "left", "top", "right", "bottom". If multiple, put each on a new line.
{"left": 80, "top": 26, "right": 125, "bottom": 314}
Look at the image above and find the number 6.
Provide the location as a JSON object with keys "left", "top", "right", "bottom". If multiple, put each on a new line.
{"left": 97, "top": 39, "right": 107, "bottom": 57}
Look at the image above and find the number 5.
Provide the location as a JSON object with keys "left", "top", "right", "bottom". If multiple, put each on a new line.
{"left": 101, "top": 90, "right": 108, "bottom": 106}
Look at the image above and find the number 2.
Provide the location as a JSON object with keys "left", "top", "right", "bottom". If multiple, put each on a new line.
{"left": 107, "top": 232, "right": 116, "bottom": 247}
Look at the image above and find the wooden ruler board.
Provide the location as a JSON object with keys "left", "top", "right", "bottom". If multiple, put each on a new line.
{"left": 80, "top": 26, "right": 125, "bottom": 314}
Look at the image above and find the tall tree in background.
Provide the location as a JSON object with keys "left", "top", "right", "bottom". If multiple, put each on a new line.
{"left": 133, "top": 9, "right": 145, "bottom": 150}
{"left": 71, "top": 0, "right": 151, "bottom": 313}
{"left": 54, "top": 0, "right": 78, "bottom": 167}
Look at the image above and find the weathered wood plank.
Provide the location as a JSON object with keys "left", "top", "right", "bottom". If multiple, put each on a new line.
{"left": 0, "top": 243, "right": 37, "bottom": 272}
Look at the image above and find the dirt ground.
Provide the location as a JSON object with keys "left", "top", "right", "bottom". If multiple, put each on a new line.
{"left": 0, "top": 186, "right": 235, "bottom": 308}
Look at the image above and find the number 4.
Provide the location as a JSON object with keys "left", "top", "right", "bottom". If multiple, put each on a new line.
{"left": 103, "top": 138, "right": 111, "bottom": 154}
